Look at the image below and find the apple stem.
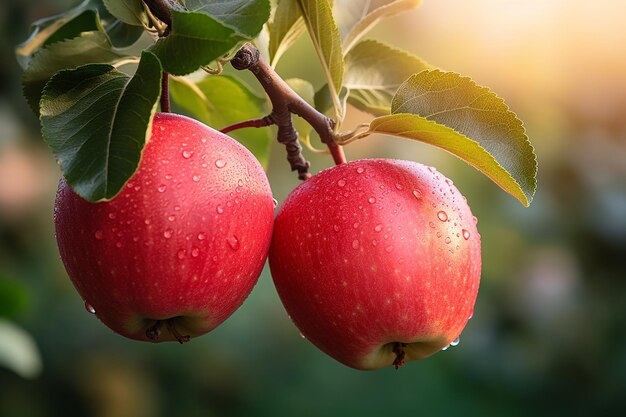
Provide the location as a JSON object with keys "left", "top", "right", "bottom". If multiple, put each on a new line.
{"left": 229, "top": 43, "right": 349, "bottom": 179}
{"left": 392, "top": 342, "right": 407, "bottom": 370}
{"left": 161, "top": 72, "right": 171, "bottom": 113}
{"left": 166, "top": 320, "right": 191, "bottom": 344}
{"left": 220, "top": 116, "right": 275, "bottom": 134}
{"left": 145, "top": 319, "right": 191, "bottom": 343}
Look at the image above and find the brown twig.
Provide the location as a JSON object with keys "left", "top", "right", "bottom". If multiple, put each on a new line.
{"left": 161, "top": 72, "right": 171, "bottom": 112}
{"left": 229, "top": 43, "right": 347, "bottom": 178}
{"left": 220, "top": 116, "right": 275, "bottom": 134}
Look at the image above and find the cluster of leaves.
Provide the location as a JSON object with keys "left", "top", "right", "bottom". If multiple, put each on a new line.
{"left": 17, "top": 0, "right": 537, "bottom": 206}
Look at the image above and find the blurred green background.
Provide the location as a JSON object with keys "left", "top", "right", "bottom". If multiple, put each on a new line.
{"left": 1, "top": 0, "right": 625, "bottom": 416}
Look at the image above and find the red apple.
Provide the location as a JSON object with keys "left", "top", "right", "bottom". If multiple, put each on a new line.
{"left": 269, "top": 159, "right": 481, "bottom": 370}
{"left": 54, "top": 113, "right": 274, "bottom": 342}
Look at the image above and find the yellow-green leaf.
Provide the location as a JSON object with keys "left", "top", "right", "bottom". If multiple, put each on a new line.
{"left": 344, "top": 39, "right": 431, "bottom": 115}
{"left": 334, "top": 0, "right": 422, "bottom": 53}
{"left": 296, "top": 0, "right": 344, "bottom": 119}
{"left": 268, "top": 0, "right": 306, "bottom": 67}
{"left": 368, "top": 70, "right": 537, "bottom": 206}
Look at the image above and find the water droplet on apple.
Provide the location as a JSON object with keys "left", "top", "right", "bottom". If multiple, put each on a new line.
{"left": 353, "top": 222, "right": 360, "bottom": 229}
{"left": 197, "top": 232, "right": 206, "bottom": 240}
{"left": 108, "top": 212, "right": 116, "bottom": 220}
{"left": 385, "top": 245, "right": 393, "bottom": 253}
{"left": 337, "top": 179, "right": 346, "bottom": 187}
{"left": 168, "top": 215, "right": 176, "bottom": 222}
{"left": 299, "top": 332, "right": 306, "bottom": 339}
{"left": 116, "top": 241, "right": 123, "bottom": 248}
{"left": 144, "top": 218, "right": 151, "bottom": 225}
{"left": 216, "top": 205, "right": 224, "bottom": 214}
{"left": 191, "top": 247, "right": 200, "bottom": 257}
{"left": 429, "top": 221, "right": 435, "bottom": 229}
{"left": 437, "top": 211, "right": 448, "bottom": 222}
{"left": 182, "top": 150, "right": 193, "bottom": 159}
{"left": 215, "top": 159, "right": 226, "bottom": 168}
{"left": 368, "top": 197, "right": 376, "bottom": 204}
{"left": 450, "top": 337, "right": 460, "bottom": 347}
{"left": 395, "top": 183, "right": 403, "bottom": 190}
{"left": 462, "top": 229, "right": 471, "bottom": 240}
{"left": 163, "top": 229, "right": 173, "bottom": 239}
{"left": 158, "top": 184, "right": 167, "bottom": 193}
{"left": 441, "top": 344, "right": 450, "bottom": 351}
{"left": 412, "top": 190, "right": 423, "bottom": 199}
{"left": 374, "top": 224, "right": 383, "bottom": 232}
{"left": 445, "top": 237, "right": 452, "bottom": 244}
{"left": 445, "top": 178, "right": 454, "bottom": 186}
{"left": 356, "top": 167, "right": 364, "bottom": 174}
{"left": 227, "top": 235, "right": 240, "bottom": 250}
{"left": 333, "top": 225, "right": 340, "bottom": 232}
{"left": 94, "top": 230, "right": 104, "bottom": 240}
{"left": 85, "top": 302, "right": 96, "bottom": 314}
{"left": 192, "top": 175, "right": 200, "bottom": 182}
{"left": 272, "top": 198, "right": 278, "bottom": 208}
{"left": 473, "top": 216, "right": 478, "bottom": 224}
{"left": 177, "top": 249, "right": 186, "bottom": 259}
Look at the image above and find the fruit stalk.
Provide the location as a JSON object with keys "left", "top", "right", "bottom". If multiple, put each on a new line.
{"left": 228, "top": 43, "right": 347, "bottom": 174}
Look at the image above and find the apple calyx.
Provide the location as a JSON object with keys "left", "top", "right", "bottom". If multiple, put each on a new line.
{"left": 146, "top": 319, "right": 191, "bottom": 344}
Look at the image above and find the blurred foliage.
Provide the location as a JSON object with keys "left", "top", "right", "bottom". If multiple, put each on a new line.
{"left": 1, "top": 1, "right": 626, "bottom": 417}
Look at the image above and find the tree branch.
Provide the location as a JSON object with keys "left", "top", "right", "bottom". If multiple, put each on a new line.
{"left": 230, "top": 43, "right": 347, "bottom": 178}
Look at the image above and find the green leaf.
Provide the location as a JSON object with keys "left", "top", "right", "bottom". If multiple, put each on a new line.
{"left": 268, "top": 0, "right": 306, "bottom": 67}
{"left": 22, "top": 31, "right": 127, "bottom": 114}
{"left": 102, "top": 0, "right": 147, "bottom": 26}
{"left": 0, "top": 278, "right": 28, "bottom": 319}
{"left": 0, "top": 320, "right": 42, "bottom": 379}
{"left": 296, "top": 0, "right": 344, "bottom": 118}
{"left": 102, "top": 18, "right": 147, "bottom": 48}
{"left": 185, "top": 0, "right": 270, "bottom": 38}
{"left": 40, "top": 51, "right": 162, "bottom": 202}
{"left": 150, "top": 10, "right": 244, "bottom": 75}
{"left": 334, "top": 0, "right": 422, "bottom": 53}
{"left": 170, "top": 75, "right": 272, "bottom": 168}
{"left": 344, "top": 39, "right": 431, "bottom": 115}
{"left": 367, "top": 70, "right": 537, "bottom": 206}
{"left": 42, "top": 9, "right": 102, "bottom": 48}
{"left": 314, "top": 84, "right": 349, "bottom": 116}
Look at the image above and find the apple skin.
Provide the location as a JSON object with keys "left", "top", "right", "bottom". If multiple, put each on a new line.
{"left": 269, "top": 159, "right": 481, "bottom": 370}
{"left": 54, "top": 113, "right": 274, "bottom": 342}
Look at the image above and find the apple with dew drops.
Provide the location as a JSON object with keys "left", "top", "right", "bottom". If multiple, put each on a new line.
{"left": 54, "top": 113, "right": 275, "bottom": 342}
{"left": 269, "top": 159, "right": 481, "bottom": 370}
